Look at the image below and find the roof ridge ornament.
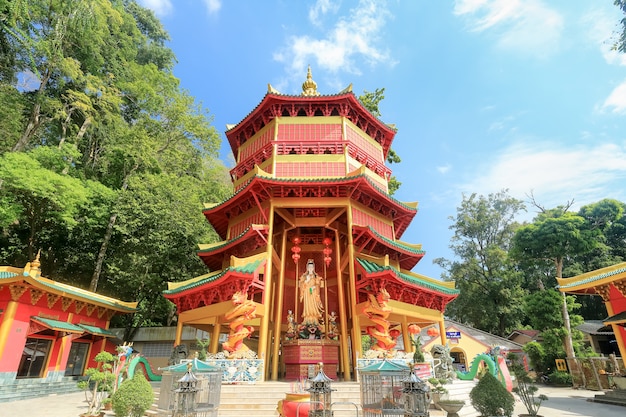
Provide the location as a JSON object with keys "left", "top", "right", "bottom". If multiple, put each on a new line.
{"left": 301, "top": 65, "right": 320, "bottom": 96}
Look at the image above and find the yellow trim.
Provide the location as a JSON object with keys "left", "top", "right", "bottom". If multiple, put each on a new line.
{"left": 335, "top": 228, "right": 351, "bottom": 380}
{"left": 556, "top": 262, "right": 626, "bottom": 291}
{"left": 258, "top": 203, "right": 275, "bottom": 380}
{"left": 346, "top": 203, "right": 362, "bottom": 364}
{"left": 277, "top": 116, "right": 343, "bottom": 125}
{"left": 0, "top": 300, "right": 18, "bottom": 361}
{"left": 271, "top": 224, "right": 288, "bottom": 380}
{"left": 209, "top": 323, "right": 221, "bottom": 353}
{"left": 0, "top": 267, "right": 137, "bottom": 311}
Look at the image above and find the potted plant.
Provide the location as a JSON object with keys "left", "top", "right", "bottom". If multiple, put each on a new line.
{"left": 77, "top": 351, "right": 116, "bottom": 417}
{"left": 512, "top": 364, "right": 548, "bottom": 416}
{"left": 469, "top": 372, "right": 514, "bottom": 417}
{"left": 111, "top": 373, "right": 154, "bottom": 417}
{"left": 436, "top": 399, "right": 465, "bottom": 417}
{"left": 427, "top": 377, "right": 449, "bottom": 408}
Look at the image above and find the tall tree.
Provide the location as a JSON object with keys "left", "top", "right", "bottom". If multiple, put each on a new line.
{"left": 0, "top": 0, "right": 231, "bottom": 333}
{"left": 510, "top": 200, "right": 599, "bottom": 359}
{"left": 434, "top": 190, "right": 527, "bottom": 336}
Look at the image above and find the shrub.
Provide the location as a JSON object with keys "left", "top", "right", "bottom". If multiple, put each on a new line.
{"left": 548, "top": 370, "right": 572, "bottom": 386}
{"left": 512, "top": 365, "right": 548, "bottom": 416}
{"left": 111, "top": 373, "right": 154, "bottom": 417}
{"left": 469, "top": 372, "right": 514, "bottom": 417}
{"left": 77, "top": 351, "right": 116, "bottom": 416}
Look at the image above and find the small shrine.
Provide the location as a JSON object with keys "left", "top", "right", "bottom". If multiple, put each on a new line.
{"left": 0, "top": 253, "right": 137, "bottom": 389}
{"left": 163, "top": 68, "right": 459, "bottom": 381}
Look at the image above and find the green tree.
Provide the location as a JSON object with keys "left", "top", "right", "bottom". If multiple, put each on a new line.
{"left": 0, "top": 0, "right": 230, "bottom": 333}
{"left": 435, "top": 190, "right": 526, "bottom": 336}
{"left": 511, "top": 199, "right": 599, "bottom": 358}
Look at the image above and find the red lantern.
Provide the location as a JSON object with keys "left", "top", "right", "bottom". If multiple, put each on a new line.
{"left": 389, "top": 329, "right": 400, "bottom": 339}
{"left": 407, "top": 324, "right": 421, "bottom": 335}
{"left": 427, "top": 327, "right": 440, "bottom": 337}
{"left": 322, "top": 237, "right": 332, "bottom": 267}
{"left": 291, "top": 238, "right": 301, "bottom": 263}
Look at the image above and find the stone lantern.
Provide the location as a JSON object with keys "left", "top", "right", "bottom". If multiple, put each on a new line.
{"left": 402, "top": 372, "right": 430, "bottom": 417}
{"left": 172, "top": 363, "right": 198, "bottom": 417}
{"left": 307, "top": 363, "right": 335, "bottom": 417}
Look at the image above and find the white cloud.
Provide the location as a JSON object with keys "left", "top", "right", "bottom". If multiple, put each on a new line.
{"left": 274, "top": 0, "right": 393, "bottom": 79}
{"left": 602, "top": 80, "right": 626, "bottom": 114}
{"left": 309, "top": 0, "right": 340, "bottom": 23}
{"left": 458, "top": 141, "right": 626, "bottom": 211}
{"left": 453, "top": 0, "right": 563, "bottom": 58}
{"left": 137, "top": 0, "right": 173, "bottom": 17}
{"left": 437, "top": 164, "right": 452, "bottom": 174}
{"left": 580, "top": 6, "right": 626, "bottom": 67}
{"left": 203, "top": 0, "right": 221, "bottom": 15}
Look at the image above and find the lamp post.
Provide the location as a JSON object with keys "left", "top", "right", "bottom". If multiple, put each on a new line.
{"left": 402, "top": 372, "right": 430, "bottom": 417}
{"left": 307, "top": 363, "right": 334, "bottom": 417}
{"left": 172, "top": 363, "right": 198, "bottom": 417}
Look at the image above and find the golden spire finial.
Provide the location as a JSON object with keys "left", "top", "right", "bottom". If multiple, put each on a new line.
{"left": 301, "top": 65, "right": 320, "bottom": 96}
{"left": 32, "top": 249, "right": 41, "bottom": 271}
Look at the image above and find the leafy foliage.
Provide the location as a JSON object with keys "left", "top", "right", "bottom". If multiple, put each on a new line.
{"left": 0, "top": 0, "right": 230, "bottom": 335}
{"left": 510, "top": 359, "right": 548, "bottom": 416}
{"left": 77, "top": 351, "right": 116, "bottom": 416}
{"left": 111, "top": 373, "right": 154, "bottom": 417}
{"left": 435, "top": 190, "right": 526, "bottom": 336}
{"left": 469, "top": 372, "right": 514, "bottom": 417}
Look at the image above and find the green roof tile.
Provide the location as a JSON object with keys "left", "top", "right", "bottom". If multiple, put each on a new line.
{"left": 164, "top": 259, "right": 263, "bottom": 295}
{"left": 356, "top": 258, "right": 459, "bottom": 295}
{"left": 31, "top": 316, "right": 85, "bottom": 333}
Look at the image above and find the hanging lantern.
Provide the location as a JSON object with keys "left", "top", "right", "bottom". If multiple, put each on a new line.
{"left": 427, "top": 327, "right": 440, "bottom": 337}
{"left": 322, "top": 237, "right": 332, "bottom": 267}
{"left": 291, "top": 237, "right": 301, "bottom": 263}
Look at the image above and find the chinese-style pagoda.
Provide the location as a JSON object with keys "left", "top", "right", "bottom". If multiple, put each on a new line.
{"left": 164, "top": 68, "right": 459, "bottom": 381}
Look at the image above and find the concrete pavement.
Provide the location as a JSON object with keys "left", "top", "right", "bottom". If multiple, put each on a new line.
{"left": 2, "top": 384, "right": 625, "bottom": 417}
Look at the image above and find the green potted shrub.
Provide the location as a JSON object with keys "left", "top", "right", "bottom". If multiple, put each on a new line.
{"left": 111, "top": 373, "right": 154, "bottom": 417}
{"left": 469, "top": 372, "right": 514, "bottom": 417}
{"left": 512, "top": 368, "right": 548, "bottom": 416}
{"left": 427, "top": 377, "right": 449, "bottom": 408}
{"left": 77, "top": 351, "right": 116, "bottom": 417}
{"left": 509, "top": 358, "right": 548, "bottom": 416}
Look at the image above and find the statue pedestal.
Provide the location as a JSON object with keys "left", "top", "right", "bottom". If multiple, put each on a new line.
{"left": 283, "top": 339, "right": 340, "bottom": 380}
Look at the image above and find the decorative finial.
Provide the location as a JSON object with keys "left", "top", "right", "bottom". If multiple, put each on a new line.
{"left": 301, "top": 65, "right": 320, "bottom": 96}
{"left": 32, "top": 249, "right": 41, "bottom": 270}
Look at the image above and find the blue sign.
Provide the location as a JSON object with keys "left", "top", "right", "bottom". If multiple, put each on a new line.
{"left": 446, "top": 331, "right": 461, "bottom": 338}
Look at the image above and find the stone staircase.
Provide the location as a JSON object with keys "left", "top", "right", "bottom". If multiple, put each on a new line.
{"left": 0, "top": 377, "right": 80, "bottom": 403}
{"left": 593, "top": 389, "right": 626, "bottom": 407}
{"left": 145, "top": 379, "right": 479, "bottom": 417}
{"left": 439, "top": 379, "right": 478, "bottom": 417}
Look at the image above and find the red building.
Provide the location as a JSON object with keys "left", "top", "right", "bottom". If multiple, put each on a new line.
{"left": 0, "top": 253, "right": 136, "bottom": 392}
{"left": 163, "top": 68, "right": 458, "bottom": 381}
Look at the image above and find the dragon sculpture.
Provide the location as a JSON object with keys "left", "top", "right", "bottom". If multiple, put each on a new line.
{"left": 363, "top": 288, "right": 396, "bottom": 353}
{"left": 222, "top": 290, "right": 257, "bottom": 358}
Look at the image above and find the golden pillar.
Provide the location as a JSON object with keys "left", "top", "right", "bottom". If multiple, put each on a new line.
{"left": 271, "top": 227, "right": 288, "bottom": 380}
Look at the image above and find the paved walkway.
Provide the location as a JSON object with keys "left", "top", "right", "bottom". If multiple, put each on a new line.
{"left": 3, "top": 385, "right": 625, "bottom": 417}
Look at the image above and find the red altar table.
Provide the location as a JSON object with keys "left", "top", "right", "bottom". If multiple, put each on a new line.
{"left": 283, "top": 339, "right": 340, "bottom": 380}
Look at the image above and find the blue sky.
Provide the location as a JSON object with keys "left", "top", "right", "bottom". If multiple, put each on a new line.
{"left": 139, "top": 0, "right": 626, "bottom": 279}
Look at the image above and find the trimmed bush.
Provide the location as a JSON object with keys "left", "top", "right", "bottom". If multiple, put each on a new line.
{"left": 111, "top": 373, "right": 154, "bottom": 417}
{"left": 548, "top": 370, "right": 572, "bottom": 386}
{"left": 469, "top": 372, "right": 514, "bottom": 417}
